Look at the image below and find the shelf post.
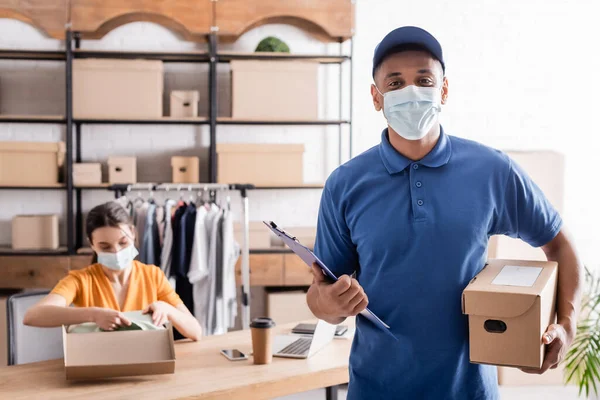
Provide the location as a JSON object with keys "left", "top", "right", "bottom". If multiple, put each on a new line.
{"left": 209, "top": 33, "right": 218, "bottom": 183}
{"left": 65, "top": 30, "right": 75, "bottom": 255}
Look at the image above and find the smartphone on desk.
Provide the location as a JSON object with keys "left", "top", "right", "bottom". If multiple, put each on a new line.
{"left": 220, "top": 349, "right": 248, "bottom": 361}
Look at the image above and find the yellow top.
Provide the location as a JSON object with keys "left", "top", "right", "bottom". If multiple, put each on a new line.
{"left": 51, "top": 261, "right": 183, "bottom": 311}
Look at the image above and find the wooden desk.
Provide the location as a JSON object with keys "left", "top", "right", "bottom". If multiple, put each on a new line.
{"left": 0, "top": 321, "right": 351, "bottom": 400}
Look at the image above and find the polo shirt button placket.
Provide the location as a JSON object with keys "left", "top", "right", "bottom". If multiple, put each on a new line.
{"left": 410, "top": 163, "right": 426, "bottom": 220}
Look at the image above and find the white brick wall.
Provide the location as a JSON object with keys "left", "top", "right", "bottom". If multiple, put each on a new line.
{"left": 0, "top": 0, "right": 598, "bottom": 269}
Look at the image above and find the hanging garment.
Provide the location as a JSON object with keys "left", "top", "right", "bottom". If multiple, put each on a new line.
{"left": 160, "top": 200, "right": 176, "bottom": 279}
{"left": 140, "top": 203, "right": 157, "bottom": 265}
{"left": 206, "top": 208, "right": 224, "bottom": 336}
{"left": 221, "top": 209, "right": 240, "bottom": 329}
{"left": 172, "top": 204, "right": 197, "bottom": 318}
{"left": 192, "top": 204, "right": 221, "bottom": 335}
{"left": 134, "top": 202, "right": 149, "bottom": 249}
{"left": 188, "top": 206, "right": 209, "bottom": 327}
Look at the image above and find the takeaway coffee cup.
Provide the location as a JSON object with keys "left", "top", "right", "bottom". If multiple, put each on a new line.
{"left": 250, "top": 317, "right": 276, "bottom": 365}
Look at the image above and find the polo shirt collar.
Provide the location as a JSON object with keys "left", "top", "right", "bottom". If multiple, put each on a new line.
{"left": 379, "top": 125, "right": 452, "bottom": 174}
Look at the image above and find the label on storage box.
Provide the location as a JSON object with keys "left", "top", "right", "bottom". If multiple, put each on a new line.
{"left": 491, "top": 265, "right": 543, "bottom": 287}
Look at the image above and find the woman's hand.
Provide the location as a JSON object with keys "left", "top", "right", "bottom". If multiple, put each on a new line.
{"left": 143, "top": 301, "right": 174, "bottom": 327}
{"left": 91, "top": 307, "right": 132, "bottom": 331}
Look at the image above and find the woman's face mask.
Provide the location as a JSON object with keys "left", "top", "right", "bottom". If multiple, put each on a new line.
{"left": 97, "top": 245, "right": 139, "bottom": 271}
{"left": 90, "top": 224, "right": 137, "bottom": 271}
{"left": 376, "top": 84, "right": 442, "bottom": 141}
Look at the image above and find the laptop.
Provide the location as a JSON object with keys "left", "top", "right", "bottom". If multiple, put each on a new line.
{"left": 272, "top": 320, "right": 337, "bottom": 359}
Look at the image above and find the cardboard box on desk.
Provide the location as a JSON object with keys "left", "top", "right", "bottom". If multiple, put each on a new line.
{"left": 62, "top": 325, "right": 175, "bottom": 380}
{"left": 462, "top": 259, "right": 558, "bottom": 369}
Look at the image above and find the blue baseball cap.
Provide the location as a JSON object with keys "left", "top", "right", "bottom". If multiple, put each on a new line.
{"left": 372, "top": 26, "right": 445, "bottom": 77}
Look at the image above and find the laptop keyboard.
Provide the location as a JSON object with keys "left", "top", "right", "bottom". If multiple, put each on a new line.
{"left": 279, "top": 338, "right": 312, "bottom": 356}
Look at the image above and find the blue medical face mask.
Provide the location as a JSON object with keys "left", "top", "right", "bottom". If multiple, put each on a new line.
{"left": 97, "top": 245, "right": 139, "bottom": 271}
{"left": 376, "top": 84, "right": 442, "bottom": 141}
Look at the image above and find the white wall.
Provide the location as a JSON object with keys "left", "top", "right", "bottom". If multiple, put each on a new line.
{"left": 0, "top": 0, "right": 598, "bottom": 269}
{"left": 352, "top": 0, "right": 600, "bottom": 268}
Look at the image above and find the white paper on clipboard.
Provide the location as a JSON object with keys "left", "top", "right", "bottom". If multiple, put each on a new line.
{"left": 263, "top": 221, "right": 395, "bottom": 340}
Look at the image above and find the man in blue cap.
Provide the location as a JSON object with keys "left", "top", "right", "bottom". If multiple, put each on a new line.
{"left": 307, "top": 26, "right": 582, "bottom": 399}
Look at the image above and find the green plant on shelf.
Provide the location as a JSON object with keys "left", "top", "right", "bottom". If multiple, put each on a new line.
{"left": 565, "top": 266, "right": 600, "bottom": 398}
{"left": 255, "top": 36, "right": 290, "bottom": 53}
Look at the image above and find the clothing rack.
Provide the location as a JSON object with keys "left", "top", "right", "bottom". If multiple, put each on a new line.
{"left": 108, "top": 183, "right": 254, "bottom": 330}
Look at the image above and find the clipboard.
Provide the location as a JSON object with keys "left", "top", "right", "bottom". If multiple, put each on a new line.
{"left": 264, "top": 221, "right": 396, "bottom": 339}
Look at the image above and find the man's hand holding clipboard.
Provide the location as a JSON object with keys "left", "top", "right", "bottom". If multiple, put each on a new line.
{"left": 264, "top": 221, "right": 395, "bottom": 340}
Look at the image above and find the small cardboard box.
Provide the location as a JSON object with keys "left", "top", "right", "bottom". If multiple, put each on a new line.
{"left": 73, "top": 163, "right": 102, "bottom": 186}
{"left": 108, "top": 157, "right": 137, "bottom": 184}
{"left": 170, "top": 90, "right": 200, "bottom": 118}
{"left": 231, "top": 60, "right": 318, "bottom": 120}
{"left": 234, "top": 221, "right": 272, "bottom": 249}
{"left": 267, "top": 291, "right": 315, "bottom": 325}
{"left": 462, "top": 259, "right": 558, "bottom": 369}
{"left": 62, "top": 325, "right": 175, "bottom": 380}
{"left": 171, "top": 156, "right": 200, "bottom": 184}
{"left": 73, "top": 59, "right": 163, "bottom": 119}
{"left": 0, "top": 141, "right": 65, "bottom": 186}
{"left": 217, "top": 143, "right": 304, "bottom": 186}
{"left": 12, "top": 215, "right": 59, "bottom": 250}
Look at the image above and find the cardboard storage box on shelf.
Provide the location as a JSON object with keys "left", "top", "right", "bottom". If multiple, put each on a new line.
{"left": 230, "top": 60, "right": 318, "bottom": 120}
{"left": 488, "top": 151, "right": 564, "bottom": 261}
{"left": 73, "top": 59, "right": 163, "bottom": 119}
{"left": 170, "top": 90, "right": 200, "bottom": 118}
{"left": 217, "top": 144, "right": 304, "bottom": 186}
{"left": 62, "top": 325, "right": 175, "bottom": 380}
{"left": 462, "top": 259, "right": 558, "bottom": 369}
{"left": 108, "top": 157, "right": 137, "bottom": 184}
{"left": 0, "top": 141, "right": 64, "bottom": 186}
{"left": 267, "top": 291, "right": 315, "bottom": 325}
{"left": 171, "top": 156, "right": 200, "bottom": 184}
{"left": 271, "top": 227, "right": 317, "bottom": 249}
{"left": 12, "top": 215, "right": 59, "bottom": 250}
{"left": 73, "top": 163, "right": 102, "bottom": 186}
{"left": 234, "top": 221, "right": 272, "bottom": 249}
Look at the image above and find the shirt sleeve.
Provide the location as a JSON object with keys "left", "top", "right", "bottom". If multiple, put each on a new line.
{"left": 155, "top": 267, "right": 184, "bottom": 308}
{"left": 490, "top": 157, "right": 563, "bottom": 247}
{"left": 50, "top": 272, "right": 81, "bottom": 305}
{"left": 314, "top": 186, "right": 359, "bottom": 277}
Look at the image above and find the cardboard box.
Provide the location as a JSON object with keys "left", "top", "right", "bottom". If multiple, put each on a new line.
{"left": 463, "top": 259, "right": 558, "bottom": 369}
{"left": 267, "top": 291, "right": 315, "bottom": 325}
{"left": 217, "top": 143, "right": 304, "bottom": 186}
{"left": 171, "top": 156, "right": 200, "bottom": 184}
{"left": 108, "top": 157, "right": 137, "bottom": 184}
{"left": 271, "top": 227, "right": 317, "bottom": 249}
{"left": 231, "top": 60, "right": 318, "bottom": 120}
{"left": 234, "top": 221, "right": 272, "bottom": 249}
{"left": 488, "top": 151, "right": 564, "bottom": 261}
{"left": 73, "top": 163, "right": 102, "bottom": 186}
{"left": 12, "top": 215, "right": 59, "bottom": 250}
{"left": 62, "top": 325, "right": 175, "bottom": 380}
{"left": 0, "top": 141, "right": 65, "bottom": 186}
{"left": 73, "top": 59, "right": 163, "bottom": 119}
{"left": 170, "top": 90, "right": 200, "bottom": 118}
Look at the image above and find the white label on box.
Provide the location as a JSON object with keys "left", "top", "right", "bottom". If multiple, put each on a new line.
{"left": 492, "top": 265, "right": 543, "bottom": 287}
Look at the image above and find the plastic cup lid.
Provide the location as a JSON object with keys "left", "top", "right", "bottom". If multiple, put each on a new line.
{"left": 250, "top": 317, "right": 275, "bottom": 329}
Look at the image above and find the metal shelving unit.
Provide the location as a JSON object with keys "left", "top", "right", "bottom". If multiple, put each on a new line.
{"left": 0, "top": 30, "right": 353, "bottom": 256}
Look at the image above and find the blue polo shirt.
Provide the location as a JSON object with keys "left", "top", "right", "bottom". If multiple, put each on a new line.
{"left": 314, "top": 127, "right": 562, "bottom": 399}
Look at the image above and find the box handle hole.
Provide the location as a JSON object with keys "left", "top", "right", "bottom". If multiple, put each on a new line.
{"left": 484, "top": 319, "right": 507, "bottom": 333}
{"left": 115, "top": 167, "right": 122, "bottom": 172}
{"left": 179, "top": 167, "right": 187, "bottom": 172}
{"left": 183, "top": 102, "right": 190, "bottom": 107}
